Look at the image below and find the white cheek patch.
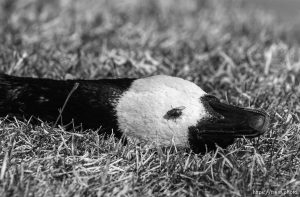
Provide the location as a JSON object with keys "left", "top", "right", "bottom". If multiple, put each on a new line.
{"left": 116, "top": 75, "right": 209, "bottom": 147}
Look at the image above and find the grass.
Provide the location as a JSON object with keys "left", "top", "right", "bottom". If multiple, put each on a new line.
{"left": 0, "top": 0, "right": 300, "bottom": 196}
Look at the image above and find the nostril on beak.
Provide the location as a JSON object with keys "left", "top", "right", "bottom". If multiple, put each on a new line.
{"left": 219, "top": 114, "right": 225, "bottom": 120}
{"left": 209, "top": 111, "right": 225, "bottom": 121}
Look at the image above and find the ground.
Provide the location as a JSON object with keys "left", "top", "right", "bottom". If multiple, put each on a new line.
{"left": 0, "top": 0, "right": 300, "bottom": 196}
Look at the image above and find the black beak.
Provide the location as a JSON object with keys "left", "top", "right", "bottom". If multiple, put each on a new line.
{"left": 198, "top": 95, "right": 270, "bottom": 137}
{"left": 188, "top": 95, "right": 270, "bottom": 154}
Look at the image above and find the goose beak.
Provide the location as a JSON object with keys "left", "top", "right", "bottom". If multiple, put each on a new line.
{"left": 199, "top": 95, "right": 270, "bottom": 137}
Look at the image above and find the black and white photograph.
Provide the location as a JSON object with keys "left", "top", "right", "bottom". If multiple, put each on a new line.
{"left": 0, "top": 0, "right": 299, "bottom": 196}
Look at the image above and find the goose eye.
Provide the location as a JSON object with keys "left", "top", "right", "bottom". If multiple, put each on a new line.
{"left": 163, "top": 106, "right": 186, "bottom": 120}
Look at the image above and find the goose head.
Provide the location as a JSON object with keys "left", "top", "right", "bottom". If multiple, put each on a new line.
{"left": 115, "top": 75, "right": 269, "bottom": 153}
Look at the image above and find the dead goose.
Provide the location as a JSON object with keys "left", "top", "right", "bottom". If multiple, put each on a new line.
{"left": 0, "top": 74, "right": 269, "bottom": 153}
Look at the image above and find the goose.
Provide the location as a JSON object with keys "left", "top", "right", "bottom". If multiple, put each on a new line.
{"left": 0, "top": 74, "right": 269, "bottom": 153}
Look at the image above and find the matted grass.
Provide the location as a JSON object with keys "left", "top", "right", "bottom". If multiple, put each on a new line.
{"left": 0, "top": 0, "right": 300, "bottom": 196}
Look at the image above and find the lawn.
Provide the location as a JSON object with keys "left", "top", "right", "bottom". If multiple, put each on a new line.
{"left": 0, "top": 0, "right": 300, "bottom": 196}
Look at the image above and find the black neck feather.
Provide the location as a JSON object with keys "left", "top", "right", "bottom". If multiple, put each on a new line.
{"left": 0, "top": 74, "right": 135, "bottom": 137}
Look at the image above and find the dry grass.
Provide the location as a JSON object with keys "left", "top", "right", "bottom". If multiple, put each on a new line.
{"left": 0, "top": 0, "right": 300, "bottom": 196}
